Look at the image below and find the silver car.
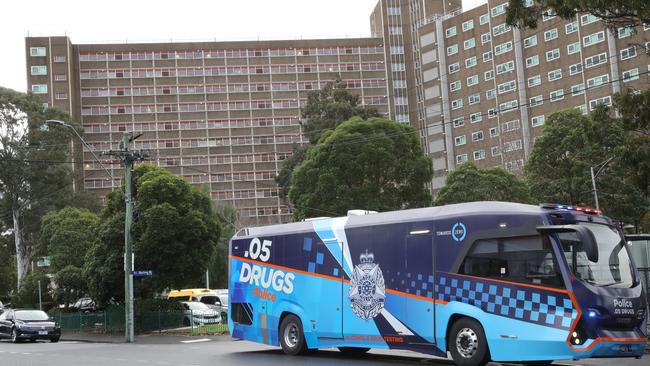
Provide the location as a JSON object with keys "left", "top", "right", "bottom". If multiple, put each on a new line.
{"left": 181, "top": 301, "right": 221, "bottom": 326}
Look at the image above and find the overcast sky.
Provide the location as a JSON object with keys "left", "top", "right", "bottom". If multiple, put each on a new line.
{"left": 1, "top": 0, "right": 486, "bottom": 93}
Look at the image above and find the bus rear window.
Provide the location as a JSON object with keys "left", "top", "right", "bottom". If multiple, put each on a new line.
{"left": 459, "top": 236, "right": 564, "bottom": 288}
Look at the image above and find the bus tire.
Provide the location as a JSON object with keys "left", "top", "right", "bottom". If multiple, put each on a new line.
{"left": 279, "top": 314, "right": 307, "bottom": 355}
{"left": 338, "top": 347, "right": 370, "bottom": 355}
{"left": 448, "top": 317, "right": 490, "bottom": 366}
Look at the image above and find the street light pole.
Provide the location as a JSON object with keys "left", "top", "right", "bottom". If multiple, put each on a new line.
{"left": 590, "top": 156, "right": 615, "bottom": 211}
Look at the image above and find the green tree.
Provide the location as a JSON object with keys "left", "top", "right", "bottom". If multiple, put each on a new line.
{"left": 38, "top": 207, "right": 100, "bottom": 304}
{"left": 276, "top": 80, "right": 379, "bottom": 203}
{"left": 12, "top": 270, "right": 53, "bottom": 309}
{"left": 84, "top": 165, "right": 222, "bottom": 304}
{"left": 616, "top": 90, "right": 650, "bottom": 197}
{"left": 0, "top": 229, "right": 16, "bottom": 300}
{"left": 526, "top": 108, "right": 648, "bottom": 226}
{"left": 506, "top": 0, "right": 650, "bottom": 29}
{"left": 435, "top": 163, "right": 533, "bottom": 205}
{"left": 289, "top": 117, "right": 432, "bottom": 220}
{"left": 208, "top": 205, "right": 238, "bottom": 289}
{"left": 0, "top": 87, "right": 78, "bottom": 290}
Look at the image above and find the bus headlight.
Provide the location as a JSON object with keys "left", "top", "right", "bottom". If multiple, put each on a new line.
{"left": 570, "top": 320, "right": 588, "bottom": 346}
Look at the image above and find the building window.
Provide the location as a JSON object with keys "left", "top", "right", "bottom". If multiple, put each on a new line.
{"left": 455, "top": 135, "right": 466, "bottom": 146}
{"left": 496, "top": 60, "right": 514, "bottom": 74}
{"left": 30, "top": 47, "right": 46, "bottom": 57}
{"left": 483, "top": 51, "right": 493, "bottom": 62}
{"left": 498, "top": 80, "right": 516, "bottom": 94}
{"left": 467, "top": 75, "right": 479, "bottom": 86}
{"left": 585, "top": 52, "right": 607, "bottom": 68}
{"left": 389, "top": 26, "right": 403, "bottom": 35}
{"left": 449, "top": 63, "right": 460, "bottom": 73}
{"left": 523, "top": 35, "right": 537, "bottom": 48}
{"left": 387, "top": 6, "right": 401, "bottom": 15}
{"left": 489, "top": 127, "right": 499, "bottom": 137}
{"left": 31, "top": 84, "right": 48, "bottom": 94}
{"left": 465, "top": 56, "right": 477, "bottom": 68}
{"left": 618, "top": 26, "right": 633, "bottom": 38}
{"left": 542, "top": 9, "right": 556, "bottom": 21}
{"left": 393, "top": 79, "right": 407, "bottom": 88}
{"left": 550, "top": 89, "right": 564, "bottom": 102}
{"left": 472, "top": 131, "right": 484, "bottom": 142}
{"left": 502, "top": 119, "right": 520, "bottom": 132}
{"left": 469, "top": 93, "right": 481, "bottom": 104}
{"left": 453, "top": 117, "right": 465, "bottom": 128}
{"left": 565, "top": 21, "right": 578, "bottom": 34}
{"left": 531, "top": 115, "right": 545, "bottom": 127}
{"left": 30, "top": 66, "right": 47, "bottom": 75}
{"left": 587, "top": 74, "right": 609, "bottom": 88}
{"left": 494, "top": 41, "right": 512, "bottom": 55}
{"left": 394, "top": 97, "right": 408, "bottom": 106}
{"left": 499, "top": 100, "right": 518, "bottom": 113}
{"left": 446, "top": 26, "right": 457, "bottom": 38}
{"left": 544, "top": 28, "right": 558, "bottom": 41}
{"left": 583, "top": 31, "right": 605, "bottom": 47}
{"left": 55, "top": 92, "right": 68, "bottom": 100}
{"left": 486, "top": 89, "right": 496, "bottom": 100}
{"left": 548, "top": 69, "right": 562, "bottom": 81}
{"left": 491, "top": 3, "right": 507, "bottom": 17}
{"left": 488, "top": 108, "right": 498, "bottom": 118}
{"left": 447, "top": 44, "right": 459, "bottom": 55}
{"left": 493, "top": 23, "right": 511, "bottom": 36}
{"left": 480, "top": 13, "right": 489, "bottom": 24}
{"left": 503, "top": 139, "right": 523, "bottom": 152}
{"left": 567, "top": 42, "right": 581, "bottom": 55}
{"left": 456, "top": 154, "right": 468, "bottom": 164}
{"left": 484, "top": 70, "right": 495, "bottom": 81}
{"left": 451, "top": 99, "right": 463, "bottom": 110}
{"left": 620, "top": 46, "right": 636, "bottom": 60}
{"left": 390, "top": 46, "right": 405, "bottom": 54}
{"left": 571, "top": 84, "right": 585, "bottom": 96}
{"left": 470, "top": 112, "right": 482, "bottom": 123}
{"left": 392, "top": 63, "right": 406, "bottom": 71}
{"left": 529, "top": 95, "right": 543, "bottom": 107}
{"left": 526, "top": 55, "right": 539, "bottom": 68}
{"left": 546, "top": 48, "right": 560, "bottom": 61}
{"left": 622, "top": 68, "right": 639, "bottom": 82}
{"left": 54, "top": 56, "right": 66, "bottom": 63}
{"left": 473, "top": 150, "right": 486, "bottom": 160}
{"left": 464, "top": 38, "right": 476, "bottom": 50}
{"left": 463, "top": 20, "right": 474, "bottom": 32}
{"left": 528, "top": 75, "right": 541, "bottom": 87}
{"left": 581, "top": 14, "right": 599, "bottom": 25}
{"left": 450, "top": 80, "right": 461, "bottom": 92}
{"left": 481, "top": 32, "right": 491, "bottom": 44}
{"left": 589, "top": 96, "right": 612, "bottom": 110}
{"left": 569, "top": 63, "right": 583, "bottom": 75}
{"left": 54, "top": 74, "right": 67, "bottom": 81}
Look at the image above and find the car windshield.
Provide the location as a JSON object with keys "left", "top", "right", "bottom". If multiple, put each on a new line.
{"left": 15, "top": 310, "right": 50, "bottom": 321}
{"left": 199, "top": 296, "right": 219, "bottom": 305}
{"left": 185, "top": 302, "right": 210, "bottom": 311}
{"left": 557, "top": 223, "right": 634, "bottom": 288}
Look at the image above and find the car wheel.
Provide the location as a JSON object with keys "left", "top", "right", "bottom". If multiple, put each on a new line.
{"left": 338, "top": 347, "right": 370, "bottom": 355}
{"left": 11, "top": 328, "right": 19, "bottom": 343}
{"left": 279, "top": 315, "right": 307, "bottom": 355}
{"left": 448, "top": 318, "right": 490, "bottom": 366}
{"left": 50, "top": 337, "right": 60, "bottom": 343}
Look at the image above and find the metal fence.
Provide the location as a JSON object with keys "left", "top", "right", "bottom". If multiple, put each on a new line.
{"left": 54, "top": 306, "right": 228, "bottom": 335}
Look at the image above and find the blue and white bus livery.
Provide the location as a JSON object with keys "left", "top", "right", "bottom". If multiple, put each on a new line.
{"left": 228, "top": 202, "right": 647, "bottom": 366}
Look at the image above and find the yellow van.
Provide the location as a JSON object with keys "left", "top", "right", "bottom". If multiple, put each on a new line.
{"left": 167, "top": 288, "right": 213, "bottom": 302}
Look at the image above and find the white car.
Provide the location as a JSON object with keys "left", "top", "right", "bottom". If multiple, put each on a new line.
{"left": 181, "top": 301, "right": 221, "bottom": 326}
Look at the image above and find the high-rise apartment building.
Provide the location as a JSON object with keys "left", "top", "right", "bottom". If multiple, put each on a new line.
{"left": 25, "top": 0, "right": 650, "bottom": 225}
{"left": 25, "top": 37, "right": 388, "bottom": 226}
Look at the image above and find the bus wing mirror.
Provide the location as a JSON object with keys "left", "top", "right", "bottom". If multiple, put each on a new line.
{"left": 537, "top": 225, "right": 599, "bottom": 262}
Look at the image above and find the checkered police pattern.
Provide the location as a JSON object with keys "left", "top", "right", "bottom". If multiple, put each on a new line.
{"left": 436, "top": 273, "right": 578, "bottom": 330}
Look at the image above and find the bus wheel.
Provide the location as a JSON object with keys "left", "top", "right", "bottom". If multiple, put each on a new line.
{"left": 279, "top": 315, "right": 307, "bottom": 355}
{"left": 338, "top": 347, "right": 370, "bottom": 355}
{"left": 448, "top": 318, "right": 490, "bottom": 366}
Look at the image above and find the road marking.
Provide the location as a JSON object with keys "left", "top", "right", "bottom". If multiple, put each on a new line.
{"left": 180, "top": 338, "right": 211, "bottom": 344}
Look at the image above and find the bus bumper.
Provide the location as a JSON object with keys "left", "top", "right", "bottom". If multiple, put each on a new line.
{"left": 571, "top": 338, "right": 647, "bottom": 359}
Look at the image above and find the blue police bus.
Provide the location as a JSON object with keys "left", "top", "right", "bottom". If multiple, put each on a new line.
{"left": 228, "top": 202, "right": 647, "bottom": 366}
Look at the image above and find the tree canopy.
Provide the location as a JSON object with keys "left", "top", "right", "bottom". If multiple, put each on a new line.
{"left": 84, "top": 164, "right": 221, "bottom": 304}
{"left": 289, "top": 116, "right": 432, "bottom": 220}
{"left": 507, "top": 0, "right": 650, "bottom": 29}
{"left": 435, "top": 163, "right": 533, "bottom": 205}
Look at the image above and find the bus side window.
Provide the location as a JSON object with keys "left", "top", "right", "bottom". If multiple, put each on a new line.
{"left": 459, "top": 236, "right": 564, "bottom": 288}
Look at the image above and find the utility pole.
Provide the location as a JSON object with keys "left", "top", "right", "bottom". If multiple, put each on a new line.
{"left": 590, "top": 157, "right": 615, "bottom": 211}
{"left": 105, "top": 132, "right": 148, "bottom": 343}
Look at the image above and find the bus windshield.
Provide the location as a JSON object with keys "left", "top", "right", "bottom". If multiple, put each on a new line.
{"left": 557, "top": 223, "right": 634, "bottom": 288}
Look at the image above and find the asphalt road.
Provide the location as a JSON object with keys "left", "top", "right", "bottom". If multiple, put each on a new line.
{"left": 0, "top": 336, "right": 647, "bottom": 366}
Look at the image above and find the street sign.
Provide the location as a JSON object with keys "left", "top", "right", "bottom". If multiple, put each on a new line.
{"left": 132, "top": 270, "right": 153, "bottom": 277}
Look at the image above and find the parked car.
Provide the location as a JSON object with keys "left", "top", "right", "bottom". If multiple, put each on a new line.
{"left": 0, "top": 309, "right": 61, "bottom": 343}
{"left": 181, "top": 301, "right": 221, "bottom": 326}
{"left": 70, "top": 297, "right": 97, "bottom": 312}
{"left": 169, "top": 289, "right": 228, "bottom": 323}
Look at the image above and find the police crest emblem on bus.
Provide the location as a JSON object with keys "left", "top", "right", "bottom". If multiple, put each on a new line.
{"left": 349, "top": 250, "right": 386, "bottom": 320}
